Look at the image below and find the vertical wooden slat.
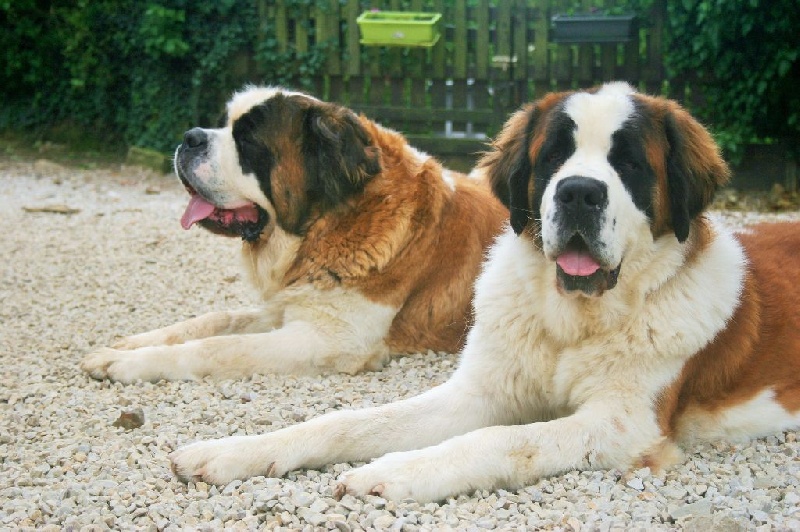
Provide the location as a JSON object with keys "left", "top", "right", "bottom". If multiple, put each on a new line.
{"left": 275, "top": 0, "right": 288, "bottom": 53}
{"left": 431, "top": 0, "right": 446, "bottom": 79}
{"left": 531, "top": 3, "right": 550, "bottom": 98}
{"left": 511, "top": 0, "right": 529, "bottom": 104}
{"left": 345, "top": 0, "right": 361, "bottom": 78}
{"left": 367, "top": 0, "right": 384, "bottom": 105}
{"left": 407, "top": 0, "right": 430, "bottom": 134}
{"left": 552, "top": 0, "right": 573, "bottom": 91}
{"left": 450, "top": 0, "right": 468, "bottom": 133}
{"left": 295, "top": 6, "right": 309, "bottom": 54}
{"left": 323, "top": 0, "right": 341, "bottom": 76}
{"left": 600, "top": 44, "right": 616, "bottom": 81}
{"left": 453, "top": 0, "right": 468, "bottom": 79}
{"left": 344, "top": 0, "right": 364, "bottom": 106}
{"left": 471, "top": 0, "right": 490, "bottom": 137}
{"left": 475, "top": 0, "right": 489, "bottom": 80}
{"left": 494, "top": 0, "right": 513, "bottom": 110}
{"left": 430, "top": 0, "right": 447, "bottom": 134}
{"left": 623, "top": 38, "right": 639, "bottom": 85}
{"left": 576, "top": 0, "right": 594, "bottom": 87}
{"left": 323, "top": 0, "right": 344, "bottom": 101}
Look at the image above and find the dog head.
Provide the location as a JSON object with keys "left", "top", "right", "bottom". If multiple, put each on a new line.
{"left": 479, "top": 82, "right": 729, "bottom": 297}
{"left": 173, "top": 86, "right": 382, "bottom": 241}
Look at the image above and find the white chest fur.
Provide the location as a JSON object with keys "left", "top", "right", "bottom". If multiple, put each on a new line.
{"left": 241, "top": 226, "right": 302, "bottom": 300}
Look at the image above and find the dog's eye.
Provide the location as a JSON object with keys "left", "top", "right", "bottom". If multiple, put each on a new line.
{"left": 545, "top": 150, "right": 566, "bottom": 167}
{"left": 619, "top": 158, "right": 641, "bottom": 172}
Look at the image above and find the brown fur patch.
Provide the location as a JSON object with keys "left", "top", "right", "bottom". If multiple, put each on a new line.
{"left": 656, "top": 222, "right": 800, "bottom": 437}
{"left": 477, "top": 91, "right": 570, "bottom": 238}
{"left": 634, "top": 94, "right": 729, "bottom": 241}
{"left": 282, "top": 117, "right": 508, "bottom": 353}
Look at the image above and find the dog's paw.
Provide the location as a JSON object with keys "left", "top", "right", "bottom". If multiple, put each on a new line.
{"left": 335, "top": 450, "right": 450, "bottom": 503}
{"left": 81, "top": 347, "right": 164, "bottom": 383}
{"left": 170, "top": 436, "right": 285, "bottom": 484}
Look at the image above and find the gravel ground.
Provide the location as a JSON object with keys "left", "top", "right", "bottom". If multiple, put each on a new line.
{"left": 1, "top": 158, "right": 799, "bottom": 531}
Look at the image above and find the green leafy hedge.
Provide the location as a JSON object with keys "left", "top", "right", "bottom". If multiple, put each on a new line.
{"left": 665, "top": 0, "right": 799, "bottom": 163}
{"left": 1, "top": 0, "right": 259, "bottom": 152}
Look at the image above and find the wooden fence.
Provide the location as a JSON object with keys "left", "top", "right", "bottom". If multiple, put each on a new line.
{"left": 251, "top": 0, "right": 669, "bottom": 168}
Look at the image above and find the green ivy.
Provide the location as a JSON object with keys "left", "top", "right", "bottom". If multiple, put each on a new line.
{"left": 665, "top": 0, "right": 799, "bottom": 164}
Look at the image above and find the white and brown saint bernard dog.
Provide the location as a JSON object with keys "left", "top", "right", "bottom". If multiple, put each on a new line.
{"left": 169, "top": 82, "right": 800, "bottom": 503}
{"left": 81, "top": 87, "right": 508, "bottom": 382}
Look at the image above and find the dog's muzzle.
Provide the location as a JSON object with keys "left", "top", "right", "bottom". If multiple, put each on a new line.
{"left": 552, "top": 176, "right": 620, "bottom": 296}
{"left": 173, "top": 128, "right": 268, "bottom": 242}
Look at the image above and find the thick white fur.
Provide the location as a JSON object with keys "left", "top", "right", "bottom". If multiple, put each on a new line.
{"left": 170, "top": 217, "right": 761, "bottom": 502}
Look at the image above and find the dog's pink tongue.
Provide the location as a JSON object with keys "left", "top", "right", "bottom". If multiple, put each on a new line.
{"left": 181, "top": 194, "right": 216, "bottom": 229}
{"left": 557, "top": 251, "right": 601, "bottom": 276}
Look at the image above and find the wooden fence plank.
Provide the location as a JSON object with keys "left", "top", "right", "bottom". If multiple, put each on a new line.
{"left": 323, "top": 0, "right": 342, "bottom": 76}
{"left": 345, "top": 0, "right": 361, "bottom": 78}
{"left": 295, "top": 6, "right": 309, "bottom": 54}
{"left": 431, "top": 0, "right": 446, "bottom": 79}
{"left": 275, "top": 1, "right": 288, "bottom": 53}
{"left": 475, "top": 0, "right": 490, "bottom": 80}
{"left": 453, "top": 0, "right": 468, "bottom": 79}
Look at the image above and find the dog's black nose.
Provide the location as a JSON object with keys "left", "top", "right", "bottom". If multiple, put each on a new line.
{"left": 183, "top": 128, "right": 208, "bottom": 149}
{"left": 555, "top": 177, "right": 608, "bottom": 210}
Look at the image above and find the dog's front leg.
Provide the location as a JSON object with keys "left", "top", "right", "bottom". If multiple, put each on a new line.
{"left": 339, "top": 399, "right": 664, "bottom": 502}
{"left": 82, "top": 317, "right": 388, "bottom": 382}
{"left": 108, "top": 307, "right": 283, "bottom": 350}
{"left": 170, "top": 375, "right": 504, "bottom": 484}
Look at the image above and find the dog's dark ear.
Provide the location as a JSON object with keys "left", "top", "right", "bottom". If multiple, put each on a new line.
{"left": 664, "top": 106, "right": 730, "bottom": 242}
{"left": 477, "top": 104, "right": 538, "bottom": 235}
{"left": 304, "top": 106, "right": 381, "bottom": 206}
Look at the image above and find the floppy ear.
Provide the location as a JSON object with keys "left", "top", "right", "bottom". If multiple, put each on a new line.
{"left": 664, "top": 105, "right": 730, "bottom": 242}
{"left": 477, "top": 104, "right": 538, "bottom": 235}
{"left": 304, "top": 106, "right": 381, "bottom": 206}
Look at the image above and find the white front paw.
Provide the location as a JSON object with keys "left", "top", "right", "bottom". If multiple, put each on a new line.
{"left": 336, "top": 450, "right": 451, "bottom": 503}
{"left": 170, "top": 436, "right": 285, "bottom": 484}
{"left": 81, "top": 347, "right": 174, "bottom": 383}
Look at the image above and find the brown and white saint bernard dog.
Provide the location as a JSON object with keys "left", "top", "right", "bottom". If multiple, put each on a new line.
{"left": 81, "top": 86, "right": 507, "bottom": 382}
{"left": 169, "top": 82, "right": 800, "bottom": 503}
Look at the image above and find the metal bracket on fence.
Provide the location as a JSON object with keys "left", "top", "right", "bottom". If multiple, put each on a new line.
{"left": 491, "top": 55, "right": 518, "bottom": 72}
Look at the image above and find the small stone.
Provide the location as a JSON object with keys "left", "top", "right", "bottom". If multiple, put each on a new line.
{"left": 372, "top": 515, "right": 396, "bottom": 529}
{"left": 669, "top": 499, "right": 713, "bottom": 520}
{"left": 112, "top": 408, "right": 145, "bottom": 430}
{"left": 309, "top": 498, "right": 329, "bottom": 513}
{"left": 626, "top": 478, "right": 645, "bottom": 491}
{"left": 297, "top": 508, "right": 326, "bottom": 526}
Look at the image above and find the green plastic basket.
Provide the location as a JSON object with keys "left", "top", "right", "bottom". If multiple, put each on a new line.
{"left": 357, "top": 11, "right": 442, "bottom": 47}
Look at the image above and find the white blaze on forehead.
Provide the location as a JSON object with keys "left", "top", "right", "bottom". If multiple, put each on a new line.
{"left": 226, "top": 86, "right": 320, "bottom": 124}
{"left": 564, "top": 82, "right": 636, "bottom": 154}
